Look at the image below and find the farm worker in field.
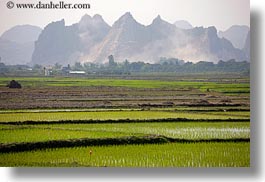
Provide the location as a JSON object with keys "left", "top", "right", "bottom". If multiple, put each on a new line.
{"left": 89, "top": 149, "right": 93, "bottom": 162}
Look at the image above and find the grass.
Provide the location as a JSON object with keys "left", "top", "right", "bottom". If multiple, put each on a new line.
{"left": 0, "top": 142, "right": 250, "bottom": 167}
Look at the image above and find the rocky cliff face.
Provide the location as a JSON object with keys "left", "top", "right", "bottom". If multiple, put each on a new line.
{"left": 31, "top": 15, "right": 111, "bottom": 65}
{"left": 31, "top": 19, "right": 81, "bottom": 65}
{"left": 86, "top": 13, "right": 247, "bottom": 63}
{"left": 78, "top": 14, "right": 110, "bottom": 53}
{"left": 30, "top": 12, "right": 249, "bottom": 65}
{"left": 87, "top": 12, "right": 149, "bottom": 63}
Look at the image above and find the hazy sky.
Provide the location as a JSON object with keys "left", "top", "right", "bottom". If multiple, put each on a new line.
{"left": 0, "top": 0, "right": 249, "bottom": 35}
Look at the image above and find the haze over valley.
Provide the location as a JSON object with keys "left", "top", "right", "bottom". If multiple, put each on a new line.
{"left": 0, "top": 12, "right": 250, "bottom": 66}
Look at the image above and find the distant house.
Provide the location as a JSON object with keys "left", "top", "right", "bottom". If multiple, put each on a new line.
{"left": 44, "top": 66, "right": 52, "bottom": 76}
{"left": 61, "top": 63, "right": 86, "bottom": 76}
{"left": 69, "top": 71, "right": 86, "bottom": 75}
{"left": 62, "top": 66, "right": 70, "bottom": 75}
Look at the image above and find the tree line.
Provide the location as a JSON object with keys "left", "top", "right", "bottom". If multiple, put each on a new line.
{"left": 0, "top": 56, "right": 250, "bottom": 76}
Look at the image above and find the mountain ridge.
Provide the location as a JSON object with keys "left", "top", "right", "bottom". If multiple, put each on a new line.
{"left": 85, "top": 14, "right": 247, "bottom": 64}
{"left": 0, "top": 25, "right": 42, "bottom": 65}
{"left": 0, "top": 13, "right": 249, "bottom": 65}
{"left": 218, "top": 25, "right": 250, "bottom": 49}
{"left": 174, "top": 20, "right": 193, "bottom": 29}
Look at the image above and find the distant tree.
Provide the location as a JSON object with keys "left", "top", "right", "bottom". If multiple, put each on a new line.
{"left": 33, "top": 64, "right": 42, "bottom": 70}
{"left": 0, "top": 62, "right": 7, "bottom": 73}
{"left": 54, "top": 63, "right": 62, "bottom": 70}
{"left": 73, "top": 62, "right": 83, "bottom": 71}
{"left": 130, "top": 62, "right": 145, "bottom": 72}
{"left": 124, "top": 59, "right": 129, "bottom": 67}
{"left": 108, "top": 55, "right": 117, "bottom": 67}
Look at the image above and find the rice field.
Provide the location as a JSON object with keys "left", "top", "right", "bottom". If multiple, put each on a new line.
{"left": 0, "top": 110, "right": 250, "bottom": 123}
{"left": 0, "top": 122, "right": 250, "bottom": 144}
{"left": 0, "top": 77, "right": 250, "bottom": 91}
{"left": 0, "top": 75, "right": 250, "bottom": 167}
{"left": 0, "top": 142, "right": 250, "bottom": 167}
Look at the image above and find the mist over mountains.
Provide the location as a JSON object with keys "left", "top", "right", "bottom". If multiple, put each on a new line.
{"left": 218, "top": 25, "right": 250, "bottom": 49}
{"left": 83, "top": 13, "right": 246, "bottom": 64}
{"left": 243, "top": 31, "right": 250, "bottom": 61}
{"left": 0, "top": 25, "right": 42, "bottom": 65}
{"left": 174, "top": 20, "right": 193, "bottom": 29}
{"left": 0, "top": 12, "right": 250, "bottom": 66}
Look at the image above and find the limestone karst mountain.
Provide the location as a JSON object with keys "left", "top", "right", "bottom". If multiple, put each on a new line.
{"left": 218, "top": 25, "right": 250, "bottom": 50}
{"left": 1, "top": 25, "right": 42, "bottom": 44}
{"left": 0, "top": 25, "right": 42, "bottom": 65}
{"left": 1, "top": 12, "right": 248, "bottom": 66}
{"left": 31, "top": 19, "right": 81, "bottom": 65}
{"left": 243, "top": 30, "right": 250, "bottom": 61}
{"left": 31, "top": 14, "right": 110, "bottom": 65}
{"left": 85, "top": 13, "right": 247, "bottom": 63}
{"left": 78, "top": 14, "right": 111, "bottom": 53}
{"left": 174, "top": 20, "right": 193, "bottom": 29}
